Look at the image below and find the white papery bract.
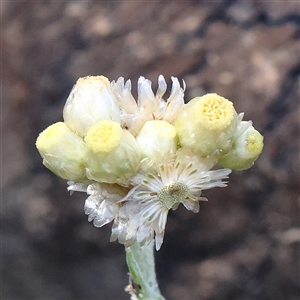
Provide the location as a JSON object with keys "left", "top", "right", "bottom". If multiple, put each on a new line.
{"left": 111, "top": 150, "right": 231, "bottom": 250}
{"left": 68, "top": 181, "right": 128, "bottom": 228}
{"left": 111, "top": 75, "right": 185, "bottom": 136}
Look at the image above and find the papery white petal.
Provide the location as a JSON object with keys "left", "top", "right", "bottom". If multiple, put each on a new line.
{"left": 84, "top": 193, "right": 119, "bottom": 227}
{"left": 80, "top": 182, "right": 127, "bottom": 229}
{"left": 155, "top": 76, "right": 185, "bottom": 122}
{"left": 136, "top": 224, "right": 153, "bottom": 245}
{"left": 156, "top": 75, "right": 167, "bottom": 99}
{"left": 110, "top": 216, "right": 128, "bottom": 243}
{"left": 155, "top": 225, "right": 166, "bottom": 251}
{"left": 67, "top": 181, "right": 89, "bottom": 193}
{"left": 182, "top": 198, "right": 200, "bottom": 213}
{"left": 111, "top": 77, "right": 138, "bottom": 114}
{"left": 236, "top": 117, "right": 253, "bottom": 137}
{"left": 137, "top": 77, "right": 158, "bottom": 114}
{"left": 84, "top": 195, "right": 100, "bottom": 215}
{"left": 92, "top": 200, "right": 118, "bottom": 227}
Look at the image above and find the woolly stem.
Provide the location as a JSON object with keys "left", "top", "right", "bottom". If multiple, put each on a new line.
{"left": 125, "top": 241, "right": 166, "bottom": 300}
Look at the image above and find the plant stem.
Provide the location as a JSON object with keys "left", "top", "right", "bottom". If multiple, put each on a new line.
{"left": 125, "top": 241, "right": 166, "bottom": 300}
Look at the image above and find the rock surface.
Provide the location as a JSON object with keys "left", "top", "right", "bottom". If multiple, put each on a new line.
{"left": 2, "top": 1, "right": 299, "bottom": 299}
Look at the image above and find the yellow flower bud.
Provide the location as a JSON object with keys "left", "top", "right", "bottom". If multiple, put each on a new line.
{"left": 218, "top": 125, "right": 264, "bottom": 170}
{"left": 136, "top": 120, "right": 178, "bottom": 164}
{"left": 63, "top": 76, "right": 121, "bottom": 136}
{"left": 36, "top": 122, "right": 87, "bottom": 180}
{"left": 84, "top": 120, "right": 141, "bottom": 184}
{"left": 173, "top": 93, "right": 238, "bottom": 156}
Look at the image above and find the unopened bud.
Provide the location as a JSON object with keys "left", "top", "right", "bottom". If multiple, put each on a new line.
{"left": 63, "top": 76, "right": 121, "bottom": 136}
{"left": 36, "top": 122, "right": 87, "bottom": 180}
{"left": 136, "top": 120, "right": 177, "bottom": 164}
{"left": 218, "top": 125, "right": 264, "bottom": 170}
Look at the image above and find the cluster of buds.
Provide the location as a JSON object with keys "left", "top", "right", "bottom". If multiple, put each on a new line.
{"left": 36, "top": 75, "right": 263, "bottom": 250}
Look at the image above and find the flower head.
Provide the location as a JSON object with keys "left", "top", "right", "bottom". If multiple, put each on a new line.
{"left": 218, "top": 123, "right": 264, "bottom": 170}
{"left": 36, "top": 122, "right": 87, "bottom": 180}
{"left": 112, "top": 75, "right": 185, "bottom": 136}
{"left": 174, "top": 93, "right": 238, "bottom": 156}
{"left": 111, "top": 150, "right": 231, "bottom": 250}
{"left": 63, "top": 76, "right": 121, "bottom": 136}
{"left": 84, "top": 120, "right": 142, "bottom": 184}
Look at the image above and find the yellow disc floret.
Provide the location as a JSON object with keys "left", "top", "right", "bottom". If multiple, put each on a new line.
{"left": 173, "top": 93, "right": 238, "bottom": 156}
{"left": 243, "top": 128, "right": 264, "bottom": 159}
{"left": 245, "top": 130, "right": 263, "bottom": 153}
{"left": 195, "top": 93, "right": 235, "bottom": 130}
{"left": 36, "top": 122, "right": 62, "bottom": 151}
{"left": 157, "top": 181, "right": 188, "bottom": 210}
{"left": 85, "top": 120, "right": 122, "bottom": 154}
{"left": 84, "top": 120, "right": 142, "bottom": 184}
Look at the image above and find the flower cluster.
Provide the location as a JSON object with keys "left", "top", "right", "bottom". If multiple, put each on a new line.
{"left": 36, "top": 75, "right": 263, "bottom": 250}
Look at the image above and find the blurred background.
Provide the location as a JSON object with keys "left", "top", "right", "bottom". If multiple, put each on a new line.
{"left": 1, "top": 1, "right": 299, "bottom": 299}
